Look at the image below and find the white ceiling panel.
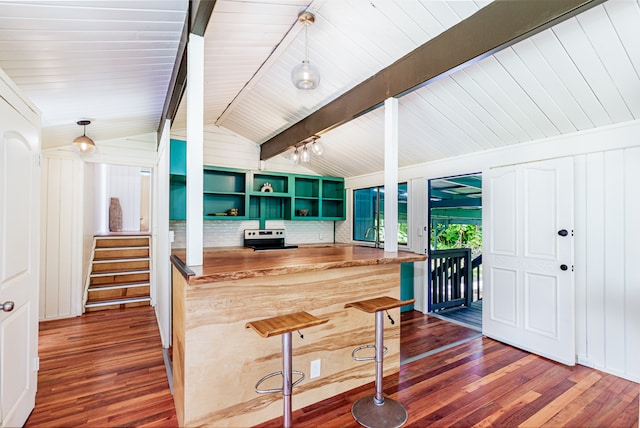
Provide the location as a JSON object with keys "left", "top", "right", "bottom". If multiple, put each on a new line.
{"left": 0, "top": 0, "right": 638, "bottom": 180}
{"left": 286, "top": 1, "right": 640, "bottom": 178}
{"left": 0, "top": 0, "right": 187, "bottom": 148}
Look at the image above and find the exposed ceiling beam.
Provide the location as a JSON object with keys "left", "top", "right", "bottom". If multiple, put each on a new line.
{"left": 157, "top": 0, "right": 216, "bottom": 143}
{"left": 260, "top": 0, "right": 605, "bottom": 161}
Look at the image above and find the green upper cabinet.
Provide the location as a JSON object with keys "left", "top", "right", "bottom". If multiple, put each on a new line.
{"left": 170, "top": 139, "right": 186, "bottom": 176}
{"left": 292, "top": 176, "right": 345, "bottom": 220}
{"left": 203, "top": 167, "right": 247, "bottom": 219}
{"left": 169, "top": 139, "right": 187, "bottom": 220}
{"left": 168, "top": 144, "right": 345, "bottom": 222}
{"left": 320, "top": 178, "right": 345, "bottom": 220}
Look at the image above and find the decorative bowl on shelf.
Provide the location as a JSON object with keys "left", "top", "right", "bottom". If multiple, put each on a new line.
{"left": 296, "top": 209, "right": 309, "bottom": 216}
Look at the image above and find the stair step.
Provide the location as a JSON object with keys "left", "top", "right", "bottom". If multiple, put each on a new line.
{"left": 90, "top": 269, "right": 151, "bottom": 278}
{"left": 92, "top": 257, "right": 150, "bottom": 264}
{"left": 95, "top": 237, "right": 150, "bottom": 249}
{"left": 95, "top": 245, "right": 150, "bottom": 251}
{"left": 85, "top": 296, "right": 151, "bottom": 308}
{"left": 88, "top": 282, "right": 150, "bottom": 292}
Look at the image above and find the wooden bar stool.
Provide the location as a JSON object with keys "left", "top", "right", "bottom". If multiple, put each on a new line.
{"left": 246, "top": 311, "right": 328, "bottom": 428}
{"left": 344, "top": 296, "right": 415, "bottom": 428}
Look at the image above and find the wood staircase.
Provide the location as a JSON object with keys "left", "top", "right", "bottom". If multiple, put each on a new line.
{"left": 84, "top": 235, "right": 151, "bottom": 312}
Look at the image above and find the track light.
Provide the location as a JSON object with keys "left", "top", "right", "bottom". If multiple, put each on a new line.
{"left": 289, "top": 136, "right": 322, "bottom": 163}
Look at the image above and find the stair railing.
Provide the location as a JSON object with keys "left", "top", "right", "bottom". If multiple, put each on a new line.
{"left": 471, "top": 254, "right": 482, "bottom": 301}
{"left": 82, "top": 236, "right": 97, "bottom": 313}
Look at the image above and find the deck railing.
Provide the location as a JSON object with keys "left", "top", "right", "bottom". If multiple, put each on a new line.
{"left": 471, "top": 254, "right": 482, "bottom": 301}
{"left": 429, "top": 249, "right": 483, "bottom": 311}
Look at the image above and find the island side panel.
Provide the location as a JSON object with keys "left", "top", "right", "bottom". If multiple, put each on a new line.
{"left": 181, "top": 263, "right": 402, "bottom": 427}
{"left": 171, "top": 266, "right": 187, "bottom": 426}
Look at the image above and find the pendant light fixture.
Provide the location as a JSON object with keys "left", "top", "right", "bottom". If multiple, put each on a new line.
{"left": 72, "top": 120, "right": 96, "bottom": 154}
{"left": 300, "top": 144, "right": 310, "bottom": 162}
{"left": 290, "top": 146, "right": 300, "bottom": 164}
{"left": 291, "top": 11, "right": 320, "bottom": 90}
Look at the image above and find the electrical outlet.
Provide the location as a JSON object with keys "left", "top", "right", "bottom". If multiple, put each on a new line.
{"left": 310, "top": 359, "right": 321, "bottom": 379}
{"left": 319, "top": 232, "right": 323, "bottom": 240}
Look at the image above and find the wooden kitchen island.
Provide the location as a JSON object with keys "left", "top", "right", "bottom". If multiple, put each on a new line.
{"left": 170, "top": 245, "right": 426, "bottom": 427}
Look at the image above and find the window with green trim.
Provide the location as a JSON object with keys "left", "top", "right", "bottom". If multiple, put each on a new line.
{"left": 353, "top": 183, "right": 407, "bottom": 245}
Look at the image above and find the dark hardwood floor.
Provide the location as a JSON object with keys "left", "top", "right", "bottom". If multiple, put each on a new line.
{"left": 400, "top": 309, "right": 482, "bottom": 362}
{"left": 24, "top": 307, "right": 177, "bottom": 427}
{"left": 25, "top": 307, "right": 639, "bottom": 427}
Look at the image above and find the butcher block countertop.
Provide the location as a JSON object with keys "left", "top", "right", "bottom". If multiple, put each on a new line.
{"left": 171, "top": 244, "right": 426, "bottom": 285}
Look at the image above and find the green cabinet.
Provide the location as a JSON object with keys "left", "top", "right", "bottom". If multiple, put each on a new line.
{"left": 168, "top": 141, "right": 345, "bottom": 222}
{"left": 203, "top": 168, "right": 246, "bottom": 218}
{"left": 293, "top": 176, "right": 345, "bottom": 220}
{"left": 249, "top": 172, "right": 292, "bottom": 221}
{"left": 169, "top": 139, "right": 187, "bottom": 220}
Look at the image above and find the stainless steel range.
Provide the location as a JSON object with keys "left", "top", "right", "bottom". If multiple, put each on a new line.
{"left": 243, "top": 229, "right": 298, "bottom": 251}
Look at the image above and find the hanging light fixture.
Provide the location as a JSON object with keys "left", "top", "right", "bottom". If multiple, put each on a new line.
{"left": 289, "top": 136, "right": 323, "bottom": 164}
{"left": 72, "top": 120, "right": 96, "bottom": 154}
{"left": 300, "top": 144, "right": 310, "bottom": 162}
{"left": 311, "top": 138, "right": 323, "bottom": 155}
{"left": 290, "top": 146, "right": 300, "bottom": 164}
{"left": 291, "top": 11, "right": 320, "bottom": 90}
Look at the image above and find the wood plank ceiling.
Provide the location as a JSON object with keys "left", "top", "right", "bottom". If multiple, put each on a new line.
{"left": 173, "top": 0, "right": 640, "bottom": 179}
{"left": 0, "top": 0, "right": 188, "bottom": 148}
{"left": 0, "top": 1, "right": 638, "bottom": 180}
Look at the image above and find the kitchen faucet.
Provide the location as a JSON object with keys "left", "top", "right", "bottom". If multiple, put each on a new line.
{"left": 365, "top": 226, "right": 380, "bottom": 248}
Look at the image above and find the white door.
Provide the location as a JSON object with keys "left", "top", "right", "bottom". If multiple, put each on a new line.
{"left": 483, "top": 157, "right": 575, "bottom": 365}
{"left": 0, "top": 76, "right": 40, "bottom": 427}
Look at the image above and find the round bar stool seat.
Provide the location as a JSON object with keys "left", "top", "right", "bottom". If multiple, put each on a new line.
{"left": 345, "top": 296, "right": 415, "bottom": 428}
{"left": 246, "top": 311, "right": 328, "bottom": 428}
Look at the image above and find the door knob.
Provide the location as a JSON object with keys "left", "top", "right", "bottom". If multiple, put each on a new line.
{"left": 558, "top": 229, "right": 569, "bottom": 237}
{"left": 1, "top": 301, "right": 14, "bottom": 312}
{"left": 560, "top": 264, "right": 568, "bottom": 271}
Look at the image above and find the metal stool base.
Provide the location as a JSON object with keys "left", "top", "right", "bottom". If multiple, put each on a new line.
{"left": 351, "top": 395, "right": 408, "bottom": 428}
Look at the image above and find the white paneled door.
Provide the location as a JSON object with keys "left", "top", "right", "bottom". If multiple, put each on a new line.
{"left": 0, "top": 89, "right": 40, "bottom": 425}
{"left": 483, "top": 157, "right": 575, "bottom": 365}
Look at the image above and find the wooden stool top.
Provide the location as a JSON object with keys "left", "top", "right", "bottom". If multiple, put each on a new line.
{"left": 344, "top": 296, "right": 415, "bottom": 313}
{"left": 246, "top": 311, "right": 329, "bottom": 338}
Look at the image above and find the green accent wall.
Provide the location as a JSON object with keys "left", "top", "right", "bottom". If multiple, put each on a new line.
{"left": 400, "top": 262, "right": 414, "bottom": 312}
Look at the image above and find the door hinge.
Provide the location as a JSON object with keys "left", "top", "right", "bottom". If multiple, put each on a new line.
{"left": 34, "top": 356, "right": 40, "bottom": 371}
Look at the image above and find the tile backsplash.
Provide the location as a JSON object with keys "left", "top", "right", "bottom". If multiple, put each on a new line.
{"left": 170, "top": 220, "right": 337, "bottom": 250}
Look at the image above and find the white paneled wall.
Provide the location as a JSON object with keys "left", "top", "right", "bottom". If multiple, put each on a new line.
{"left": 108, "top": 164, "right": 141, "bottom": 232}
{"left": 153, "top": 121, "right": 172, "bottom": 348}
{"left": 575, "top": 147, "right": 640, "bottom": 381}
{"left": 40, "top": 157, "right": 83, "bottom": 320}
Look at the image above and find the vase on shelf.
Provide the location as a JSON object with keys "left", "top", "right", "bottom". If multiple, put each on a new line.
{"left": 109, "top": 197, "right": 122, "bottom": 232}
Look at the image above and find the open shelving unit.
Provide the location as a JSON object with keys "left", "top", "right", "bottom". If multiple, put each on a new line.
{"left": 168, "top": 140, "right": 345, "bottom": 223}
{"left": 203, "top": 168, "right": 246, "bottom": 219}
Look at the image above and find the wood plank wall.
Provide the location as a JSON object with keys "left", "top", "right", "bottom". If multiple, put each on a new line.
{"left": 40, "top": 157, "right": 83, "bottom": 319}
{"left": 575, "top": 146, "right": 640, "bottom": 381}
{"left": 108, "top": 164, "right": 141, "bottom": 232}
